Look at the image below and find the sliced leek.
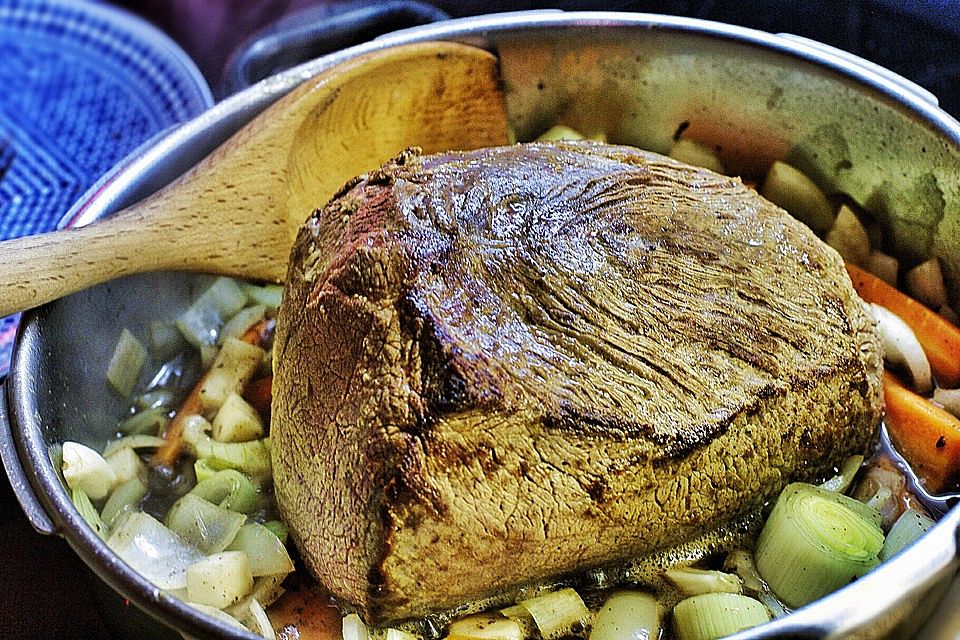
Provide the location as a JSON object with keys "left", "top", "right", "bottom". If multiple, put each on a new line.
{"left": 518, "top": 588, "right": 589, "bottom": 640}
{"left": 447, "top": 613, "right": 523, "bottom": 640}
{"left": 880, "top": 509, "right": 935, "bottom": 561}
{"left": 190, "top": 468, "right": 261, "bottom": 514}
{"left": 242, "top": 282, "right": 283, "bottom": 312}
{"left": 106, "top": 511, "right": 203, "bottom": 590}
{"left": 589, "top": 590, "right": 660, "bottom": 640}
{"left": 219, "top": 304, "right": 266, "bottom": 345}
{"left": 119, "top": 405, "right": 171, "bottom": 436}
{"left": 665, "top": 567, "right": 742, "bottom": 596}
{"left": 226, "top": 523, "right": 295, "bottom": 577}
{"left": 754, "top": 483, "right": 883, "bottom": 608}
{"left": 165, "top": 494, "right": 246, "bottom": 555}
{"left": 101, "top": 434, "right": 166, "bottom": 458}
{"left": 176, "top": 277, "right": 249, "bottom": 352}
{"left": 71, "top": 488, "right": 109, "bottom": 540}
{"left": 107, "top": 329, "right": 147, "bottom": 398}
{"left": 672, "top": 593, "right": 771, "bottom": 640}
{"left": 819, "top": 455, "right": 864, "bottom": 494}
{"left": 101, "top": 476, "right": 148, "bottom": 529}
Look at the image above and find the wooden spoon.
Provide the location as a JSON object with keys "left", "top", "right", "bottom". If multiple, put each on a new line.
{"left": 0, "top": 42, "right": 509, "bottom": 317}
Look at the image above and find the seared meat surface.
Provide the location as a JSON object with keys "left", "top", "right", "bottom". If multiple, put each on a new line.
{"left": 272, "top": 142, "right": 883, "bottom": 623}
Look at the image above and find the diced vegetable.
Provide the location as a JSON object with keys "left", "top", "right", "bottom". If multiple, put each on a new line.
{"left": 518, "top": 588, "right": 589, "bottom": 640}
{"left": 867, "top": 303, "right": 932, "bottom": 393}
{"left": 107, "top": 511, "right": 203, "bottom": 590}
{"left": 101, "top": 476, "right": 148, "bottom": 529}
{"left": 385, "top": 628, "right": 418, "bottom": 640}
{"left": 867, "top": 250, "right": 899, "bottom": 286}
{"left": 818, "top": 454, "right": 864, "bottom": 494}
{"left": 237, "top": 597, "right": 277, "bottom": 639}
{"left": 242, "top": 282, "right": 283, "bottom": 312}
{"left": 537, "top": 125, "right": 586, "bottom": 142}
{"left": 760, "top": 160, "right": 835, "bottom": 234}
{"left": 672, "top": 593, "right": 771, "bottom": 640}
{"left": 119, "top": 405, "right": 171, "bottom": 436}
{"left": 107, "top": 329, "right": 147, "bottom": 398}
{"left": 754, "top": 483, "right": 883, "bottom": 608}
{"left": 262, "top": 521, "right": 288, "bottom": 545}
{"left": 933, "top": 387, "right": 960, "bottom": 419}
{"left": 187, "top": 603, "right": 248, "bottom": 630}
{"left": 848, "top": 263, "right": 960, "bottom": 388}
{"left": 825, "top": 204, "right": 870, "bottom": 267}
{"left": 880, "top": 509, "right": 936, "bottom": 561}
{"left": 669, "top": 138, "right": 725, "bottom": 174}
{"left": 176, "top": 277, "right": 249, "bottom": 352}
{"left": 71, "top": 488, "right": 109, "bottom": 540}
{"left": 226, "top": 523, "right": 294, "bottom": 577}
{"left": 220, "top": 305, "right": 267, "bottom": 345}
{"left": 150, "top": 320, "right": 188, "bottom": 362}
{"left": 227, "top": 573, "right": 287, "bottom": 620}
{"left": 134, "top": 388, "right": 176, "bottom": 412}
{"left": 62, "top": 441, "right": 117, "bottom": 500}
{"left": 105, "top": 446, "right": 146, "bottom": 484}
{"left": 199, "top": 337, "right": 265, "bottom": 413}
{"left": 343, "top": 613, "right": 370, "bottom": 640}
{"left": 102, "top": 435, "right": 166, "bottom": 458}
{"left": 165, "top": 494, "right": 246, "bottom": 555}
{"left": 447, "top": 613, "right": 523, "bottom": 640}
{"left": 183, "top": 419, "right": 272, "bottom": 481}
{"left": 906, "top": 257, "right": 948, "bottom": 310}
{"left": 190, "top": 468, "right": 261, "bottom": 514}
{"left": 589, "top": 591, "right": 660, "bottom": 640}
{"left": 883, "top": 372, "right": 960, "bottom": 493}
{"left": 186, "top": 550, "right": 254, "bottom": 609}
{"left": 213, "top": 392, "right": 265, "bottom": 443}
{"left": 665, "top": 567, "right": 741, "bottom": 596}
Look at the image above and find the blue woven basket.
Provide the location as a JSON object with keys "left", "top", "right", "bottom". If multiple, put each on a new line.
{"left": 0, "top": 0, "right": 213, "bottom": 375}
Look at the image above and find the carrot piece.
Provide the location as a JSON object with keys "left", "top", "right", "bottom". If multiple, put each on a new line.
{"left": 847, "top": 263, "right": 960, "bottom": 388}
{"left": 883, "top": 371, "right": 960, "bottom": 493}
{"left": 243, "top": 376, "right": 273, "bottom": 418}
{"left": 152, "top": 317, "right": 273, "bottom": 467}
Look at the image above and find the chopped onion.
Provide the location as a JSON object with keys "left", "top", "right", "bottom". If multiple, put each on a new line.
{"left": 62, "top": 441, "right": 117, "bottom": 501}
{"left": 190, "top": 468, "right": 261, "bottom": 514}
{"left": 101, "top": 476, "right": 148, "bottom": 529}
{"left": 880, "top": 509, "right": 935, "bottom": 561}
{"left": 186, "top": 550, "right": 254, "bottom": 609}
{"left": 165, "top": 494, "right": 246, "bottom": 555}
{"left": 754, "top": 483, "right": 883, "bottom": 608}
{"left": 760, "top": 161, "right": 835, "bottom": 235}
{"left": 536, "top": 125, "right": 587, "bottom": 142}
{"left": 819, "top": 455, "right": 864, "bottom": 494}
{"left": 105, "top": 445, "right": 146, "bottom": 484}
{"left": 867, "top": 303, "right": 932, "bottom": 393}
{"left": 664, "top": 567, "right": 741, "bottom": 597}
{"left": 187, "top": 603, "right": 248, "bottom": 630}
{"left": 71, "top": 488, "right": 109, "bottom": 540}
{"left": 343, "top": 613, "right": 371, "bottom": 640}
{"left": 589, "top": 591, "right": 660, "bottom": 640}
{"left": 107, "top": 511, "right": 203, "bottom": 590}
{"left": 825, "top": 204, "right": 870, "bottom": 267}
{"left": 518, "top": 588, "right": 590, "bottom": 640}
{"left": 669, "top": 139, "right": 726, "bottom": 174}
{"left": 906, "top": 258, "right": 948, "bottom": 309}
{"left": 447, "top": 613, "right": 523, "bottom": 640}
{"left": 867, "top": 250, "right": 899, "bottom": 286}
{"left": 226, "top": 523, "right": 294, "bottom": 577}
{"left": 107, "top": 329, "right": 147, "bottom": 398}
{"left": 672, "top": 593, "right": 771, "bottom": 640}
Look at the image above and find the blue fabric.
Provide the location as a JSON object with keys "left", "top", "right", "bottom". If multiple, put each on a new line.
{"left": 0, "top": 0, "right": 213, "bottom": 376}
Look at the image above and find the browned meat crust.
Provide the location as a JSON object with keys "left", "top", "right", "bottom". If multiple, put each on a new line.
{"left": 272, "top": 142, "right": 883, "bottom": 623}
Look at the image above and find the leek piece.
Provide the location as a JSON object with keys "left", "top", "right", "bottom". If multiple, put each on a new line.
{"left": 101, "top": 476, "right": 148, "bottom": 529}
{"left": 107, "top": 511, "right": 203, "bottom": 590}
{"left": 825, "top": 204, "right": 871, "bottom": 267}
{"left": 447, "top": 614, "right": 523, "bottom": 640}
{"left": 589, "top": 591, "right": 660, "bottom": 640}
{"left": 518, "top": 588, "right": 589, "bottom": 640}
{"left": 62, "top": 441, "right": 117, "bottom": 500}
{"left": 219, "top": 305, "right": 266, "bottom": 345}
{"left": 119, "top": 405, "right": 171, "bottom": 436}
{"left": 186, "top": 603, "right": 248, "bottom": 631}
{"left": 665, "top": 567, "right": 742, "bottom": 596}
{"left": 199, "top": 337, "right": 265, "bottom": 413}
{"left": 191, "top": 469, "right": 261, "bottom": 514}
{"left": 343, "top": 613, "right": 370, "bottom": 640}
{"left": 385, "top": 628, "right": 418, "bottom": 640}
{"left": 184, "top": 422, "right": 272, "bottom": 482}
{"left": 71, "top": 488, "right": 109, "bottom": 540}
{"left": 880, "top": 509, "right": 935, "bottom": 561}
{"left": 176, "top": 277, "right": 249, "bottom": 352}
{"left": 134, "top": 389, "right": 176, "bottom": 412}
{"left": 754, "top": 483, "right": 884, "bottom": 608}
{"left": 227, "top": 574, "right": 287, "bottom": 618}
{"left": 262, "top": 520, "right": 288, "bottom": 544}
{"left": 101, "top": 434, "right": 166, "bottom": 458}
{"left": 186, "top": 550, "right": 254, "bottom": 609}
{"left": 760, "top": 160, "right": 835, "bottom": 234}
{"left": 723, "top": 550, "right": 789, "bottom": 619}
{"left": 226, "top": 523, "right": 294, "bottom": 577}
{"left": 195, "top": 458, "right": 217, "bottom": 483}
{"left": 150, "top": 320, "right": 187, "bottom": 362}
{"left": 107, "top": 329, "right": 147, "bottom": 398}
{"left": 165, "top": 494, "right": 246, "bottom": 555}
{"left": 105, "top": 445, "right": 146, "bottom": 484}
{"left": 241, "top": 597, "right": 276, "bottom": 639}
{"left": 669, "top": 139, "right": 726, "bottom": 174}
{"left": 537, "top": 125, "right": 586, "bottom": 142}
{"left": 243, "top": 283, "right": 283, "bottom": 312}
{"left": 212, "top": 392, "right": 265, "bottom": 443}
{"left": 819, "top": 455, "right": 865, "bottom": 495}
{"left": 672, "top": 593, "right": 771, "bottom": 640}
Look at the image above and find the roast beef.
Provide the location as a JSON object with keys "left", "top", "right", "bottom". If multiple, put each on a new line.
{"left": 272, "top": 142, "right": 883, "bottom": 623}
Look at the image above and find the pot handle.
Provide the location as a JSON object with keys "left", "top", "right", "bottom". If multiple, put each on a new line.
{"left": 777, "top": 33, "right": 940, "bottom": 108}
{"left": 221, "top": 0, "right": 450, "bottom": 95}
{"left": 0, "top": 382, "right": 55, "bottom": 535}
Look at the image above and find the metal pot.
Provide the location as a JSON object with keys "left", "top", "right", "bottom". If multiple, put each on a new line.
{"left": 4, "top": 10, "right": 960, "bottom": 640}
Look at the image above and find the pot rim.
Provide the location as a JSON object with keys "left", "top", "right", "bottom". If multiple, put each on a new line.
{"left": 7, "top": 10, "right": 960, "bottom": 640}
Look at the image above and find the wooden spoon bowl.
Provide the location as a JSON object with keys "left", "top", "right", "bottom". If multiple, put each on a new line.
{"left": 0, "top": 42, "right": 509, "bottom": 317}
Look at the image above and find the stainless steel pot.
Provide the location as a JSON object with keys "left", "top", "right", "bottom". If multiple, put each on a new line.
{"left": 3, "top": 10, "right": 960, "bottom": 640}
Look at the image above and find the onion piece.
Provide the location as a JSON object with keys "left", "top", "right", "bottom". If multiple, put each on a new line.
{"left": 906, "top": 258, "right": 948, "bottom": 309}
{"left": 867, "top": 250, "right": 899, "bottom": 286}
{"left": 447, "top": 613, "right": 524, "bottom": 640}
{"left": 880, "top": 509, "right": 935, "bottom": 561}
{"left": 867, "top": 303, "right": 932, "bottom": 393}
{"left": 343, "top": 613, "right": 370, "bottom": 640}
{"left": 933, "top": 387, "right": 960, "bottom": 419}
{"left": 186, "top": 550, "right": 254, "bottom": 609}
{"left": 665, "top": 567, "right": 742, "bottom": 596}
{"left": 62, "top": 441, "right": 118, "bottom": 500}
{"left": 825, "top": 204, "right": 870, "bottom": 267}
{"left": 818, "top": 454, "right": 864, "bottom": 494}
{"left": 760, "top": 161, "right": 835, "bottom": 235}
{"left": 672, "top": 593, "right": 771, "bottom": 640}
{"left": 590, "top": 591, "right": 660, "bottom": 640}
{"left": 669, "top": 139, "right": 726, "bottom": 174}
{"left": 107, "top": 511, "right": 203, "bottom": 590}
